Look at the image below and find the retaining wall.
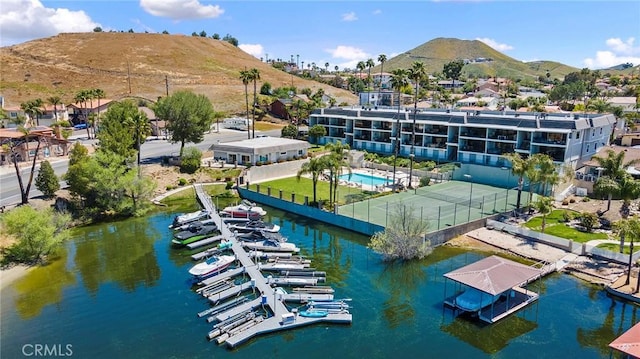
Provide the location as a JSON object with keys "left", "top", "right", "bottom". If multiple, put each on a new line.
{"left": 237, "top": 187, "right": 384, "bottom": 236}
{"left": 247, "top": 159, "right": 309, "bottom": 183}
{"left": 426, "top": 214, "right": 502, "bottom": 246}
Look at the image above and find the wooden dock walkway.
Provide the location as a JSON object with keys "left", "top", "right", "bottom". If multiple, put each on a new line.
{"left": 192, "top": 184, "right": 351, "bottom": 348}
{"left": 186, "top": 234, "right": 224, "bottom": 249}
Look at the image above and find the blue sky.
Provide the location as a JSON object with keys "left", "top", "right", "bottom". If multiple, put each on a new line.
{"left": 1, "top": 0, "right": 639, "bottom": 71}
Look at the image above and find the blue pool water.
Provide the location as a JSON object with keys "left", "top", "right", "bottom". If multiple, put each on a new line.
{"left": 339, "top": 172, "right": 392, "bottom": 187}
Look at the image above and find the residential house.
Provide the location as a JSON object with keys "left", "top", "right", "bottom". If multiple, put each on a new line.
{"left": 608, "top": 97, "right": 637, "bottom": 113}
{"left": 67, "top": 99, "right": 114, "bottom": 125}
{"left": 455, "top": 96, "right": 500, "bottom": 110}
{"left": 0, "top": 126, "right": 70, "bottom": 165}
{"left": 575, "top": 145, "right": 640, "bottom": 193}
{"left": 438, "top": 80, "right": 466, "bottom": 89}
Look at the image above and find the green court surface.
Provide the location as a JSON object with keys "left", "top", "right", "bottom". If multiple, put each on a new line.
{"left": 337, "top": 180, "right": 531, "bottom": 233}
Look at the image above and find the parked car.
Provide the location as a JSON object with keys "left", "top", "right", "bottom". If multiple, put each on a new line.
{"left": 73, "top": 123, "right": 88, "bottom": 130}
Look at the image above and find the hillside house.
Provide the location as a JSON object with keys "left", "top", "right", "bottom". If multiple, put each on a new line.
{"left": 67, "top": 99, "right": 114, "bottom": 125}
{"left": 0, "top": 126, "right": 70, "bottom": 166}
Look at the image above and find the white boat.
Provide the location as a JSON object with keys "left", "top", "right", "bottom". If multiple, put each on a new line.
{"left": 172, "top": 218, "right": 217, "bottom": 232}
{"left": 228, "top": 220, "right": 280, "bottom": 233}
{"left": 453, "top": 288, "right": 501, "bottom": 313}
{"left": 221, "top": 200, "right": 266, "bottom": 219}
{"left": 241, "top": 239, "right": 300, "bottom": 253}
{"left": 188, "top": 255, "right": 236, "bottom": 278}
{"left": 170, "top": 209, "right": 210, "bottom": 228}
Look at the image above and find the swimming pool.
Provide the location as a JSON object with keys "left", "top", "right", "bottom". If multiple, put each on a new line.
{"left": 339, "top": 172, "right": 392, "bottom": 187}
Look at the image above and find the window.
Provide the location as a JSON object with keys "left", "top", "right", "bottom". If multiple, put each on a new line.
{"left": 600, "top": 128, "right": 603, "bottom": 134}
{"left": 576, "top": 132, "right": 580, "bottom": 139}
{"left": 298, "top": 150, "right": 303, "bottom": 155}
{"left": 586, "top": 145, "right": 590, "bottom": 152}
{"left": 280, "top": 152, "right": 287, "bottom": 155}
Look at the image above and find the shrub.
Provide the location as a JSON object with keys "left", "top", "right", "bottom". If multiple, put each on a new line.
{"left": 225, "top": 181, "right": 234, "bottom": 189}
{"left": 419, "top": 177, "right": 431, "bottom": 187}
{"left": 256, "top": 161, "right": 263, "bottom": 166}
{"left": 562, "top": 199, "right": 569, "bottom": 206}
{"left": 562, "top": 210, "right": 574, "bottom": 222}
{"left": 582, "top": 197, "right": 591, "bottom": 202}
{"left": 180, "top": 147, "right": 202, "bottom": 174}
{"left": 178, "top": 178, "right": 188, "bottom": 186}
{"left": 569, "top": 198, "right": 576, "bottom": 203}
{"left": 166, "top": 185, "right": 176, "bottom": 191}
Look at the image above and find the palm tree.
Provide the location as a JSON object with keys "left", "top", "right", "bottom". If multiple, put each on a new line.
{"left": 93, "top": 88, "right": 106, "bottom": 133}
{"left": 20, "top": 99, "right": 43, "bottom": 127}
{"left": 325, "top": 141, "right": 351, "bottom": 208}
{"left": 592, "top": 149, "right": 639, "bottom": 182}
{"left": 389, "top": 68, "right": 409, "bottom": 191}
{"left": 334, "top": 65, "right": 339, "bottom": 72}
{"left": 297, "top": 157, "right": 325, "bottom": 205}
{"left": 534, "top": 154, "right": 557, "bottom": 196}
{"left": 503, "top": 152, "right": 533, "bottom": 209}
{"left": 239, "top": 70, "right": 252, "bottom": 139}
{"left": 46, "top": 96, "right": 62, "bottom": 122}
{"left": 365, "top": 58, "right": 375, "bottom": 90}
{"left": 292, "top": 98, "right": 307, "bottom": 136}
{"left": 74, "top": 89, "right": 91, "bottom": 139}
{"left": 249, "top": 68, "right": 261, "bottom": 138}
{"left": 356, "top": 61, "right": 366, "bottom": 92}
{"left": 377, "top": 54, "right": 387, "bottom": 104}
{"left": 618, "top": 175, "right": 640, "bottom": 218}
{"left": 613, "top": 216, "right": 640, "bottom": 285}
{"left": 594, "top": 176, "right": 620, "bottom": 212}
{"left": 408, "top": 61, "right": 426, "bottom": 188}
{"left": 324, "top": 62, "right": 329, "bottom": 73}
{"left": 126, "top": 110, "right": 151, "bottom": 177}
{"left": 533, "top": 196, "right": 554, "bottom": 233}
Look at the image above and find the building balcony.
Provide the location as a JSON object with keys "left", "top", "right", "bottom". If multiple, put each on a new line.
{"left": 459, "top": 131, "right": 486, "bottom": 138}
{"left": 532, "top": 137, "right": 566, "bottom": 146}
{"left": 460, "top": 146, "right": 485, "bottom": 153}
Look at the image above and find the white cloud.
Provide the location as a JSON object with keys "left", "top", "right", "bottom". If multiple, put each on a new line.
{"left": 239, "top": 44, "right": 263, "bottom": 58}
{"left": 372, "top": 9, "right": 382, "bottom": 15}
{"left": 325, "top": 45, "right": 371, "bottom": 71}
{"left": 475, "top": 37, "right": 514, "bottom": 52}
{"left": 140, "top": 0, "right": 224, "bottom": 20}
{"left": 584, "top": 37, "right": 640, "bottom": 69}
{"left": 0, "top": 0, "right": 100, "bottom": 46}
{"left": 341, "top": 12, "right": 358, "bottom": 21}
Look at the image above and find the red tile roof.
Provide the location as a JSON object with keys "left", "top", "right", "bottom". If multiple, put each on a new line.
{"left": 609, "top": 321, "right": 640, "bottom": 358}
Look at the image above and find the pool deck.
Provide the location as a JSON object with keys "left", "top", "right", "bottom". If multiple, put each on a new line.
{"left": 338, "top": 168, "right": 415, "bottom": 192}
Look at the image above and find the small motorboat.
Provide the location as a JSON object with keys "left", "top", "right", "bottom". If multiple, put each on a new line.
{"left": 188, "top": 255, "right": 236, "bottom": 278}
{"left": 453, "top": 288, "right": 501, "bottom": 313}
{"left": 299, "top": 309, "right": 328, "bottom": 318}
{"left": 170, "top": 209, "right": 210, "bottom": 228}
{"left": 172, "top": 223, "right": 218, "bottom": 245}
{"left": 172, "top": 218, "right": 217, "bottom": 232}
{"left": 228, "top": 220, "right": 280, "bottom": 233}
{"left": 241, "top": 239, "right": 300, "bottom": 253}
{"left": 221, "top": 200, "right": 266, "bottom": 219}
{"left": 235, "top": 230, "right": 286, "bottom": 243}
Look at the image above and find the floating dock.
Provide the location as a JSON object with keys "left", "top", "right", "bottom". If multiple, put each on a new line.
{"left": 186, "top": 234, "right": 225, "bottom": 249}
{"left": 190, "top": 184, "right": 352, "bottom": 348}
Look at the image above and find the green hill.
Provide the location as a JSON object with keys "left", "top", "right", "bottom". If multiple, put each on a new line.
{"left": 378, "top": 37, "right": 579, "bottom": 80}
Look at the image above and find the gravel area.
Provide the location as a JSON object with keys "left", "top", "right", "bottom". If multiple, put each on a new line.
{"left": 465, "top": 227, "right": 568, "bottom": 263}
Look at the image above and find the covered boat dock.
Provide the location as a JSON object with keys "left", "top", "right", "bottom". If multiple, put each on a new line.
{"left": 609, "top": 321, "right": 640, "bottom": 358}
{"left": 443, "top": 255, "right": 542, "bottom": 323}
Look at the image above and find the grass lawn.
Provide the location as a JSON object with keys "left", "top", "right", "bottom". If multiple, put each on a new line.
{"left": 254, "top": 121, "right": 284, "bottom": 131}
{"left": 251, "top": 177, "right": 373, "bottom": 205}
{"left": 525, "top": 209, "right": 608, "bottom": 243}
{"left": 597, "top": 242, "right": 633, "bottom": 255}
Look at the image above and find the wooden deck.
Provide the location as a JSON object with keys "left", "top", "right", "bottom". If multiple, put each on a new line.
{"left": 444, "top": 286, "right": 539, "bottom": 324}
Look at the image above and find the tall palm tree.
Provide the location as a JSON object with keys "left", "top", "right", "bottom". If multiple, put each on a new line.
{"left": 533, "top": 196, "right": 554, "bottom": 233}
{"left": 613, "top": 216, "right": 640, "bottom": 285}
{"left": 618, "top": 175, "right": 640, "bottom": 218}
{"left": 504, "top": 152, "right": 533, "bottom": 209}
{"left": 20, "top": 99, "right": 43, "bottom": 127}
{"left": 296, "top": 157, "right": 325, "bottom": 205}
{"left": 325, "top": 141, "right": 351, "bottom": 208}
{"left": 592, "top": 149, "right": 639, "bottom": 182}
{"left": 46, "top": 96, "right": 62, "bottom": 122}
{"left": 389, "top": 68, "right": 409, "bottom": 191}
{"left": 356, "top": 61, "right": 366, "bottom": 92}
{"left": 377, "top": 54, "right": 387, "bottom": 105}
{"left": 365, "top": 58, "right": 375, "bottom": 90}
{"left": 126, "top": 110, "right": 151, "bottom": 177}
{"left": 334, "top": 65, "right": 339, "bottom": 72}
{"left": 408, "top": 61, "right": 426, "bottom": 188}
{"left": 93, "top": 88, "right": 106, "bottom": 134}
{"left": 74, "top": 89, "right": 91, "bottom": 139}
{"left": 239, "top": 70, "right": 252, "bottom": 139}
{"left": 324, "top": 62, "right": 329, "bottom": 73}
{"left": 249, "top": 68, "right": 261, "bottom": 138}
{"left": 534, "top": 153, "right": 556, "bottom": 196}
{"left": 593, "top": 176, "right": 620, "bottom": 212}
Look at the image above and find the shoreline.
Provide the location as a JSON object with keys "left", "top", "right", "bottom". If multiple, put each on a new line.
{"left": 0, "top": 264, "right": 33, "bottom": 290}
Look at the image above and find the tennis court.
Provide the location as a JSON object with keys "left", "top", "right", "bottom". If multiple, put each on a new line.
{"left": 337, "top": 180, "right": 531, "bottom": 233}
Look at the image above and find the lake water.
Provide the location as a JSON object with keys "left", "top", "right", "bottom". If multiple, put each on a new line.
{"left": 1, "top": 203, "right": 637, "bottom": 358}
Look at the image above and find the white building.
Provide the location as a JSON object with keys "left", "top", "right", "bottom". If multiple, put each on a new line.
{"left": 210, "top": 137, "right": 310, "bottom": 166}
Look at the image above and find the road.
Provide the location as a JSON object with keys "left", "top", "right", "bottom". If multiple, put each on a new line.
{"left": 0, "top": 128, "right": 281, "bottom": 207}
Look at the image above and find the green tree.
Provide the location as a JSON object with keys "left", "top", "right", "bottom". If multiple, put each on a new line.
{"left": 35, "top": 160, "right": 60, "bottom": 198}
{"left": 593, "top": 176, "right": 620, "bottom": 212}
{"left": 580, "top": 212, "right": 599, "bottom": 232}
{"left": 308, "top": 125, "right": 326, "bottom": 144}
{"left": 153, "top": 90, "right": 214, "bottom": 156}
{"left": 20, "top": 99, "right": 43, "bottom": 126}
{"left": 64, "top": 142, "right": 92, "bottom": 203}
{"left": 46, "top": 96, "right": 62, "bottom": 121}
{"left": 1, "top": 206, "right": 69, "bottom": 264}
{"left": 368, "top": 203, "right": 432, "bottom": 261}
{"left": 281, "top": 124, "right": 297, "bottom": 138}
{"left": 98, "top": 100, "right": 141, "bottom": 159}
{"left": 180, "top": 147, "right": 202, "bottom": 174}
{"left": 618, "top": 175, "right": 640, "bottom": 218}
{"left": 356, "top": 61, "right": 366, "bottom": 89}
{"left": 249, "top": 68, "right": 261, "bottom": 138}
{"left": 504, "top": 152, "right": 536, "bottom": 209}
{"left": 365, "top": 58, "right": 375, "bottom": 90}
{"left": 377, "top": 54, "right": 387, "bottom": 100}
{"left": 325, "top": 141, "right": 351, "bottom": 207}
{"left": 390, "top": 68, "right": 409, "bottom": 190}
{"left": 613, "top": 217, "right": 640, "bottom": 285}
{"left": 592, "top": 149, "right": 639, "bottom": 182}
{"left": 443, "top": 60, "right": 464, "bottom": 90}
{"left": 296, "top": 157, "right": 326, "bottom": 205}
{"left": 532, "top": 196, "right": 554, "bottom": 233}
{"left": 126, "top": 109, "right": 151, "bottom": 175}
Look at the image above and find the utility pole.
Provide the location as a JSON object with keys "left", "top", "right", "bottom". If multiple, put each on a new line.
{"left": 127, "top": 61, "right": 132, "bottom": 94}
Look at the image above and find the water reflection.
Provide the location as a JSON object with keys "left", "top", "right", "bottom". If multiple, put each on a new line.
{"left": 441, "top": 314, "right": 538, "bottom": 354}
{"left": 73, "top": 216, "right": 161, "bottom": 295}
{"left": 14, "top": 250, "right": 76, "bottom": 319}
{"left": 375, "top": 260, "right": 427, "bottom": 328}
{"left": 577, "top": 299, "right": 638, "bottom": 357}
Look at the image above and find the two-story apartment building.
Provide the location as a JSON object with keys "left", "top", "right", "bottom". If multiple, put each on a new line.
{"left": 309, "top": 107, "right": 616, "bottom": 175}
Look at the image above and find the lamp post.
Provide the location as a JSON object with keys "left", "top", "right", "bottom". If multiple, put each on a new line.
{"left": 464, "top": 174, "right": 473, "bottom": 222}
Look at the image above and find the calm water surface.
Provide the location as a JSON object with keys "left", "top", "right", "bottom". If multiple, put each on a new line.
{"left": 1, "top": 203, "right": 638, "bottom": 358}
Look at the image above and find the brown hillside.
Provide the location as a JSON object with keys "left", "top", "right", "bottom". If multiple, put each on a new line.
{"left": 0, "top": 32, "right": 357, "bottom": 112}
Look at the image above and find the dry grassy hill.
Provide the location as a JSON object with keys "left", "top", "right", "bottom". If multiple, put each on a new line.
{"left": 378, "top": 37, "right": 579, "bottom": 80}
{"left": 0, "top": 32, "right": 357, "bottom": 113}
